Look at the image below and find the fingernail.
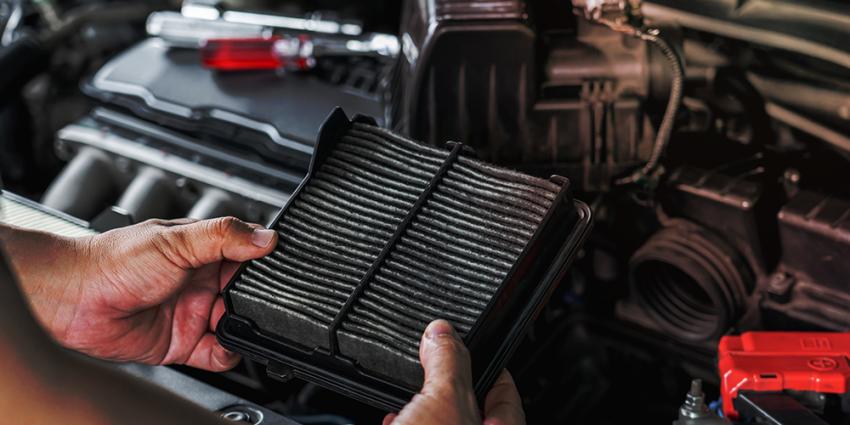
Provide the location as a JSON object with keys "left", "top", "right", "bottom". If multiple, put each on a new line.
{"left": 425, "top": 319, "right": 455, "bottom": 340}
{"left": 251, "top": 229, "right": 276, "bottom": 248}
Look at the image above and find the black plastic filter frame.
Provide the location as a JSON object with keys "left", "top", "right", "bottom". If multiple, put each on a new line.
{"left": 217, "top": 108, "right": 593, "bottom": 411}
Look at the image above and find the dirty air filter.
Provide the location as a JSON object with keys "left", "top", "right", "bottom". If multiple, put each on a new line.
{"left": 217, "top": 108, "right": 592, "bottom": 410}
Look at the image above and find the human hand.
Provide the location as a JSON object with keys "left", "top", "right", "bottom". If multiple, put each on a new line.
{"left": 383, "top": 320, "right": 526, "bottom": 425}
{"left": 4, "top": 217, "right": 276, "bottom": 371}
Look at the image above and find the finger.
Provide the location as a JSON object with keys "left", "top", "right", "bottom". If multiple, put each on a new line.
{"left": 183, "top": 333, "right": 241, "bottom": 372}
{"left": 160, "top": 217, "right": 277, "bottom": 268}
{"left": 483, "top": 371, "right": 525, "bottom": 425}
{"left": 219, "top": 260, "right": 242, "bottom": 290}
{"left": 210, "top": 297, "right": 226, "bottom": 331}
{"left": 142, "top": 218, "right": 199, "bottom": 227}
{"left": 382, "top": 413, "right": 397, "bottom": 425}
{"left": 419, "top": 320, "right": 474, "bottom": 398}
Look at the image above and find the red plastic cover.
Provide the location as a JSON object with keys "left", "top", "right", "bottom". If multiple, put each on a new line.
{"left": 201, "top": 37, "right": 281, "bottom": 71}
{"left": 719, "top": 332, "right": 850, "bottom": 419}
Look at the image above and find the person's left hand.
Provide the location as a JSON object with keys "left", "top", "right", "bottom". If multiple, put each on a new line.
{"left": 5, "top": 217, "right": 276, "bottom": 371}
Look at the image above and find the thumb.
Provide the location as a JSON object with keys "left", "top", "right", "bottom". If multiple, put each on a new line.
{"left": 419, "top": 319, "right": 475, "bottom": 400}
{"left": 159, "top": 217, "right": 277, "bottom": 268}
{"left": 389, "top": 320, "right": 480, "bottom": 424}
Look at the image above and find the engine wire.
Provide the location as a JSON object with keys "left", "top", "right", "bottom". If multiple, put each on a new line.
{"left": 615, "top": 27, "right": 684, "bottom": 186}
{"left": 577, "top": 1, "right": 685, "bottom": 186}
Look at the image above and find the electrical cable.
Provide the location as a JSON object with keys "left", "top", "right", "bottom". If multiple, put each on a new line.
{"left": 615, "top": 27, "right": 684, "bottom": 185}
{"left": 574, "top": 1, "right": 685, "bottom": 186}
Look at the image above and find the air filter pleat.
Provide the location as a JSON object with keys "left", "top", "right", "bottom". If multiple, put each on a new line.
{"left": 342, "top": 134, "right": 444, "bottom": 172}
{"left": 250, "top": 261, "right": 353, "bottom": 300}
{"left": 361, "top": 286, "right": 479, "bottom": 329}
{"left": 322, "top": 164, "right": 420, "bottom": 204}
{"left": 281, "top": 215, "right": 381, "bottom": 255}
{"left": 455, "top": 156, "right": 561, "bottom": 194}
{"left": 393, "top": 243, "right": 503, "bottom": 286}
{"left": 231, "top": 287, "right": 336, "bottom": 323}
{"left": 445, "top": 168, "right": 553, "bottom": 208}
{"left": 441, "top": 174, "right": 550, "bottom": 216}
{"left": 277, "top": 224, "right": 376, "bottom": 269}
{"left": 351, "top": 123, "right": 448, "bottom": 158}
{"left": 407, "top": 222, "right": 518, "bottom": 265}
{"left": 336, "top": 140, "right": 440, "bottom": 176}
{"left": 283, "top": 212, "right": 388, "bottom": 252}
{"left": 371, "top": 275, "right": 482, "bottom": 319}
{"left": 397, "top": 236, "right": 508, "bottom": 280}
{"left": 268, "top": 249, "right": 363, "bottom": 285}
{"left": 281, "top": 218, "right": 382, "bottom": 259}
{"left": 332, "top": 151, "right": 431, "bottom": 187}
{"left": 377, "top": 265, "right": 489, "bottom": 308}
{"left": 419, "top": 203, "right": 531, "bottom": 245}
{"left": 316, "top": 170, "right": 415, "bottom": 210}
{"left": 357, "top": 297, "right": 431, "bottom": 330}
{"left": 415, "top": 211, "right": 525, "bottom": 255}
{"left": 340, "top": 322, "right": 420, "bottom": 359}
{"left": 348, "top": 307, "right": 423, "bottom": 340}
{"left": 291, "top": 200, "right": 394, "bottom": 241}
{"left": 325, "top": 157, "right": 425, "bottom": 196}
{"left": 430, "top": 192, "right": 537, "bottom": 236}
{"left": 303, "top": 187, "right": 403, "bottom": 229}
{"left": 348, "top": 127, "right": 448, "bottom": 159}
{"left": 388, "top": 251, "right": 500, "bottom": 292}
{"left": 437, "top": 185, "right": 545, "bottom": 224}
{"left": 311, "top": 179, "right": 411, "bottom": 216}
{"left": 237, "top": 276, "right": 341, "bottom": 315}
{"left": 345, "top": 313, "right": 423, "bottom": 350}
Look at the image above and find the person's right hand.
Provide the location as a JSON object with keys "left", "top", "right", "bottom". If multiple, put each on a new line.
{"left": 383, "top": 320, "right": 526, "bottom": 425}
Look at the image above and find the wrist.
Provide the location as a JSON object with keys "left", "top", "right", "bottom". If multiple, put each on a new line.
{"left": 0, "top": 224, "right": 87, "bottom": 343}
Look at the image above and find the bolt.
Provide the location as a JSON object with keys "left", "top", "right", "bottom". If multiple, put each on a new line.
{"left": 222, "top": 411, "right": 250, "bottom": 422}
{"left": 767, "top": 272, "right": 796, "bottom": 304}
{"left": 679, "top": 379, "right": 711, "bottom": 419}
{"left": 218, "top": 405, "right": 263, "bottom": 424}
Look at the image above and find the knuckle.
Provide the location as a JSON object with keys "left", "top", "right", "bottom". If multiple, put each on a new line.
{"left": 156, "top": 226, "right": 195, "bottom": 268}
{"left": 433, "top": 334, "right": 467, "bottom": 357}
{"left": 210, "top": 216, "right": 244, "bottom": 238}
{"left": 140, "top": 218, "right": 168, "bottom": 228}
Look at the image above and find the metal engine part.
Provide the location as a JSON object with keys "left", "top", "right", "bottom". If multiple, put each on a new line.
{"left": 389, "top": 0, "right": 674, "bottom": 191}
{"left": 42, "top": 108, "right": 297, "bottom": 227}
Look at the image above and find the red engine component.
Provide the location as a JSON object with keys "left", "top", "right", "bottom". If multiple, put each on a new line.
{"left": 718, "top": 332, "right": 850, "bottom": 419}
{"left": 200, "top": 36, "right": 315, "bottom": 72}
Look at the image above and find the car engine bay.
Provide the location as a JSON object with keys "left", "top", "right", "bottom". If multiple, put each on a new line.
{"left": 3, "top": 0, "right": 850, "bottom": 423}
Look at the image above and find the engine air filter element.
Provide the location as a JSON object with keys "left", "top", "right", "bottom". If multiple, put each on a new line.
{"left": 217, "top": 108, "right": 592, "bottom": 410}
{"left": 0, "top": 191, "right": 96, "bottom": 237}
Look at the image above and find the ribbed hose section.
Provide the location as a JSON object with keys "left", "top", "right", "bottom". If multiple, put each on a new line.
{"left": 337, "top": 153, "right": 561, "bottom": 387}
{"left": 230, "top": 126, "right": 448, "bottom": 350}
{"left": 629, "top": 222, "right": 753, "bottom": 343}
